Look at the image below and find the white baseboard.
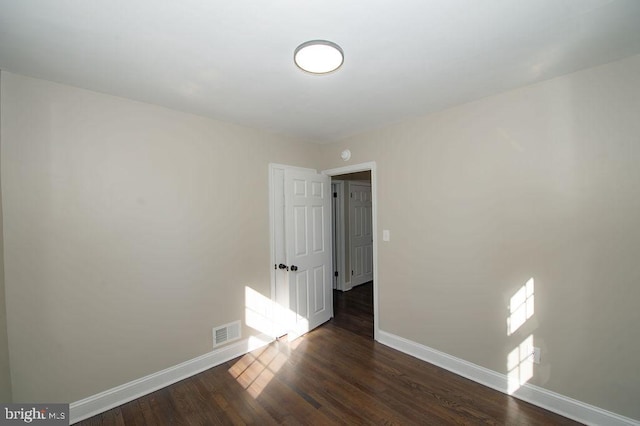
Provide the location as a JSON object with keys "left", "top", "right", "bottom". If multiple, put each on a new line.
{"left": 377, "top": 330, "right": 639, "bottom": 426}
{"left": 69, "top": 329, "right": 638, "bottom": 425}
{"left": 69, "top": 333, "right": 274, "bottom": 424}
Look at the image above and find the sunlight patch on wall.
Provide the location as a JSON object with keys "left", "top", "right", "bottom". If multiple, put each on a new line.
{"left": 245, "top": 286, "right": 303, "bottom": 338}
{"left": 507, "top": 278, "right": 534, "bottom": 336}
{"left": 235, "top": 285, "right": 308, "bottom": 397}
{"left": 507, "top": 334, "right": 535, "bottom": 394}
{"left": 506, "top": 277, "right": 537, "bottom": 394}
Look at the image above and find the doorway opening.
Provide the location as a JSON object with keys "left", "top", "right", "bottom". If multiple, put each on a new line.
{"left": 268, "top": 162, "right": 378, "bottom": 342}
{"left": 322, "top": 162, "right": 378, "bottom": 341}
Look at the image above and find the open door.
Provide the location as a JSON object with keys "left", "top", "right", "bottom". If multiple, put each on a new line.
{"left": 349, "top": 182, "right": 373, "bottom": 287}
{"left": 270, "top": 164, "right": 333, "bottom": 339}
{"left": 285, "top": 168, "right": 333, "bottom": 335}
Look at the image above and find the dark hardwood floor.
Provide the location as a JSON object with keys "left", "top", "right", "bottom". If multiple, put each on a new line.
{"left": 331, "top": 281, "right": 374, "bottom": 339}
{"left": 77, "top": 282, "right": 581, "bottom": 425}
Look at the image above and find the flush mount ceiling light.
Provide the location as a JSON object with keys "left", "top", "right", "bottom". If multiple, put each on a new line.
{"left": 294, "top": 40, "right": 344, "bottom": 74}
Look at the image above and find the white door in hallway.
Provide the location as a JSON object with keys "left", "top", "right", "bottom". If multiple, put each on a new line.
{"left": 284, "top": 168, "right": 333, "bottom": 336}
{"left": 349, "top": 182, "right": 373, "bottom": 287}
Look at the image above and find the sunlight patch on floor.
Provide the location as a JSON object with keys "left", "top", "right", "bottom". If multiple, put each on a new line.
{"left": 228, "top": 344, "right": 289, "bottom": 398}
{"left": 232, "top": 285, "right": 312, "bottom": 398}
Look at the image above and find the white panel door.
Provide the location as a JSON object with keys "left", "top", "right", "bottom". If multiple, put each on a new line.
{"left": 285, "top": 169, "right": 333, "bottom": 335}
{"left": 349, "top": 182, "right": 373, "bottom": 287}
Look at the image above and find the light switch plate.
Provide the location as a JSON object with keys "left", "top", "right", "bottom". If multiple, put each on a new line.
{"left": 383, "top": 230, "right": 390, "bottom": 241}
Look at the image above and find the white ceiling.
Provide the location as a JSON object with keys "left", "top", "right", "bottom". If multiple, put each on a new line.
{"left": 1, "top": 0, "right": 640, "bottom": 142}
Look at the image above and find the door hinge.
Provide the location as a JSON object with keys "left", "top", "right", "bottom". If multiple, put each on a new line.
{"left": 334, "top": 271, "right": 339, "bottom": 277}
{"left": 333, "top": 192, "right": 337, "bottom": 198}
{"left": 350, "top": 192, "right": 353, "bottom": 198}
{"left": 351, "top": 270, "right": 354, "bottom": 276}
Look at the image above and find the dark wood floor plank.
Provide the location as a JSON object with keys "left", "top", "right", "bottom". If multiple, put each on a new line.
{"left": 144, "top": 388, "right": 189, "bottom": 426}
{"left": 76, "top": 282, "right": 582, "bottom": 425}
{"left": 197, "top": 358, "right": 278, "bottom": 425}
{"left": 119, "top": 401, "right": 146, "bottom": 426}
{"left": 99, "top": 408, "right": 125, "bottom": 426}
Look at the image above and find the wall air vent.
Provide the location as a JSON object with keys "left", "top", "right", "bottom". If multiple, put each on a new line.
{"left": 213, "top": 320, "right": 241, "bottom": 347}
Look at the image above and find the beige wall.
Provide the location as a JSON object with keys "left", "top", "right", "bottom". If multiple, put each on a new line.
{"left": 2, "top": 55, "right": 639, "bottom": 420}
{"left": 318, "top": 55, "right": 640, "bottom": 419}
{"left": 0, "top": 72, "right": 319, "bottom": 402}
{"left": 0, "top": 72, "right": 11, "bottom": 402}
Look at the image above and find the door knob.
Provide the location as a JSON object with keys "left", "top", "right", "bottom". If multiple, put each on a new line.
{"left": 278, "top": 263, "right": 289, "bottom": 271}
{"left": 290, "top": 265, "right": 298, "bottom": 271}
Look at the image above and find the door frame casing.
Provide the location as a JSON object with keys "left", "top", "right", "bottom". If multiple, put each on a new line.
{"left": 322, "top": 162, "right": 379, "bottom": 341}
{"left": 331, "top": 180, "right": 347, "bottom": 291}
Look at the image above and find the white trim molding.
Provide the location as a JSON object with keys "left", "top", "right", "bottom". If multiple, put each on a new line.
{"left": 377, "top": 330, "right": 640, "bottom": 426}
{"left": 70, "top": 334, "right": 274, "bottom": 424}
